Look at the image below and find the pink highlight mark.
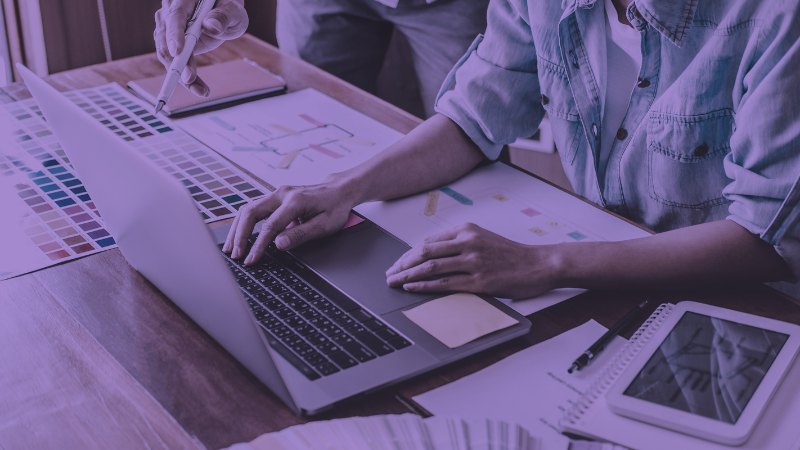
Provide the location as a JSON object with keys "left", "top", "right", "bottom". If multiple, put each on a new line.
{"left": 299, "top": 114, "right": 325, "bottom": 128}
{"left": 343, "top": 213, "right": 364, "bottom": 229}
{"left": 521, "top": 207, "right": 541, "bottom": 217}
{"left": 309, "top": 144, "right": 343, "bottom": 159}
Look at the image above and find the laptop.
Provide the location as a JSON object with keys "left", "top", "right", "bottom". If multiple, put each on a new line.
{"left": 18, "top": 63, "right": 531, "bottom": 416}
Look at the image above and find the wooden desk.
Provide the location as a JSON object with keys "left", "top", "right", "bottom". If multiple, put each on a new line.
{"left": 1, "top": 35, "right": 797, "bottom": 450}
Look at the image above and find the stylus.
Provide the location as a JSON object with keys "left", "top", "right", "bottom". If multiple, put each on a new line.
{"left": 154, "top": 0, "right": 215, "bottom": 114}
{"left": 568, "top": 301, "right": 648, "bottom": 373}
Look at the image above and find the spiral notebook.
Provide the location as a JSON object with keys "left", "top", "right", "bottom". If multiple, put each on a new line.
{"left": 560, "top": 304, "right": 800, "bottom": 450}
{"left": 128, "top": 59, "right": 286, "bottom": 116}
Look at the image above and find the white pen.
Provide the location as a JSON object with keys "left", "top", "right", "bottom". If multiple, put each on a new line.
{"left": 154, "top": 0, "right": 216, "bottom": 114}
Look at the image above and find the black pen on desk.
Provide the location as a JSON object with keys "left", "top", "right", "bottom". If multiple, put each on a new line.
{"left": 567, "top": 300, "right": 648, "bottom": 374}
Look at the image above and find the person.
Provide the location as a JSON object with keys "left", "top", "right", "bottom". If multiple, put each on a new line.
{"left": 153, "top": 0, "right": 490, "bottom": 119}
{"left": 154, "top": 0, "right": 800, "bottom": 300}
{"left": 276, "top": 0, "right": 491, "bottom": 118}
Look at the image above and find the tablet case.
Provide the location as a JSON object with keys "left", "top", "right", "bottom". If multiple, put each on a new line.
{"left": 560, "top": 303, "right": 800, "bottom": 449}
{"left": 128, "top": 59, "right": 286, "bottom": 116}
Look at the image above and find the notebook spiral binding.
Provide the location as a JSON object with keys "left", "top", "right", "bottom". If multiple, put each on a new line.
{"left": 559, "top": 303, "right": 676, "bottom": 427}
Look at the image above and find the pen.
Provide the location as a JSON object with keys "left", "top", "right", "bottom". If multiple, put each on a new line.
{"left": 567, "top": 300, "right": 648, "bottom": 374}
{"left": 154, "top": 0, "right": 216, "bottom": 114}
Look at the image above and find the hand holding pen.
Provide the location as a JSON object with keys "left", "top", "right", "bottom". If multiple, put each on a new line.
{"left": 153, "top": 0, "right": 249, "bottom": 103}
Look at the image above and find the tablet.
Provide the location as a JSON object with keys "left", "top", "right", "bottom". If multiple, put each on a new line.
{"left": 606, "top": 302, "right": 800, "bottom": 446}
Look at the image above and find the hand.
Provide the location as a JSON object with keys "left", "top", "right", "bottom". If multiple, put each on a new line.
{"left": 154, "top": 0, "right": 249, "bottom": 97}
{"left": 223, "top": 182, "right": 357, "bottom": 265}
{"left": 385, "top": 223, "right": 559, "bottom": 299}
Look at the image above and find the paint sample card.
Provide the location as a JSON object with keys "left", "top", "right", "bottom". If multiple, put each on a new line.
{"left": 0, "top": 83, "right": 266, "bottom": 280}
{"left": 176, "top": 88, "right": 405, "bottom": 188}
{"left": 356, "top": 164, "right": 650, "bottom": 315}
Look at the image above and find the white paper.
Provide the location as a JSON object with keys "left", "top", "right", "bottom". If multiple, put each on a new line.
{"left": 356, "top": 164, "right": 650, "bottom": 315}
{"left": 413, "top": 320, "right": 627, "bottom": 440}
{"left": 176, "top": 88, "right": 405, "bottom": 188}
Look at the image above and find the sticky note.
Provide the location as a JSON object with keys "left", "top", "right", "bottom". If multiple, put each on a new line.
{"left": 492, "top": 193, "right": 509, "bottom": 202}
{"left": 529, "top": 227, "right": 548, "bottom": 236}
{"left": 403, "top": 293, "right": 518, "bottom": 349}
{"left": 278, "top": 149, "right": 301, "bottom": 169}
{"left": 567, "top": 231, "right": 588, "bottom": 241}
{"left": 299, "top": 113, "right": 325, "bottom": 127}
{"left": 424, "top": 191, "right": 440, "bottom": 216}
{"left": 521, "top": 207, "right": 541, "bottom": 217}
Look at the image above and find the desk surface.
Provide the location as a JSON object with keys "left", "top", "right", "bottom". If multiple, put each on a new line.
{"left": 1, "top": 35, "right": 798, "bottom": 450}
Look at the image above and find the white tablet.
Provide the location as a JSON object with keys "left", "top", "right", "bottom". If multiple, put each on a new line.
{"left": 606, "top": 301, "right": 800, "bottom": 446}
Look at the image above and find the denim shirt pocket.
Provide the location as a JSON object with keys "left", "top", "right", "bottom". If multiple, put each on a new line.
{"left": 647, "top": 109, "right": 734, "bottom": 209}
{"left": 538, "top": 57, "right": 582, "bottom": 164}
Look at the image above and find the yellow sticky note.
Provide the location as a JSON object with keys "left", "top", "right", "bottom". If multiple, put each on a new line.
{"left": 402, "top": 293, "right": 518, "bottom": 348}
{"left": 544, "top": 220, "right": 564, "bottom": 229}
{"left": 492, "top": 193, "right": 510, "bottom": 202}
{"left": 529, "top": 227, "right": 548, "bottom": 236}
{"left": 424, "top": 191, "right": 440, "bottom": 216}
{"left": 270, "top": 124, "right": 301, "bottom": 136}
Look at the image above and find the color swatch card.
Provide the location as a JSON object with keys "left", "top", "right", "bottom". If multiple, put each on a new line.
{"left": 176, "top": 88, "right": 405, "bottom": 188}
{"left": 355, "top": 164, "right": 651, "bottom": 315}
{"left": 0, "top": 83, "right": 266, "bottom": 280}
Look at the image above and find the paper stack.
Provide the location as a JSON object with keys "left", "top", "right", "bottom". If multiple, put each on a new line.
{"left": 225, "top": 414, "right": 564, "bottom": 450}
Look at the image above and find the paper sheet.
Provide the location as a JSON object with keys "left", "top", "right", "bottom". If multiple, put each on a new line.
{"left": 402, "top": 293, "right": 519, "bottom": 348}
{"left": 176, "top": 89, "right": 405, "bottom": 188}
{"left": 413, "top": 320, "right": 627, "bottom": 439}
{"left": 356, "top": 164, "right": 651, "bottom": 315}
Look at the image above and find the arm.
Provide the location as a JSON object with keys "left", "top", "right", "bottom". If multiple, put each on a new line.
{"left": 386, "top": 219, "right": 791, "bottom": 299}
{"left": 225, "top": 115, "right": 486, "bottom": 264}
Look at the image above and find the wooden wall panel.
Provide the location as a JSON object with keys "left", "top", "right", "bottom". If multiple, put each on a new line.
{"left": 38, "top": 0, "right": 105, "bottom": 74}
{"left": 102, "top": 0, "right": 160, "bottom": 60}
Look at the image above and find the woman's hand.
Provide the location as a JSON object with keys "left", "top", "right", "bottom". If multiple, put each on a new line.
{"left": 385, "top": 223, "right": 561, "bottom": 299}
{"left": 153, "top": 0, "right": 249, "bottom": 97}
{"left": 223, "top": 181, "right": 357, "bottom": 265}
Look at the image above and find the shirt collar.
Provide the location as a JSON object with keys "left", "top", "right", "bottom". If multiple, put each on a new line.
{"left": 562, "top": 0, "right": 699, "bottom": 48}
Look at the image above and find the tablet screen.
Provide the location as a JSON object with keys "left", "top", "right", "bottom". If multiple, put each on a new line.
{"left": 623, "top": 312, "right": 789, "bottom": 423}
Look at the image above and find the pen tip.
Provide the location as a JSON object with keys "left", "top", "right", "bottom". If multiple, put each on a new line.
{"left": 568, "top": 363, "right": 578, "bottom": 374}
{"left": 154, "top": 101, "right": 165, "bottom": 115}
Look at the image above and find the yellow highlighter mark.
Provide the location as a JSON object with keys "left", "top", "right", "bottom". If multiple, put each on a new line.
{"left": 278, "top": 149, "right": 302, "bottom": 169}
{"left": 270, "top": 124, "right": 301, "bottom": 136}
{"left": 424, "top": 191, "right": 440, "bottom": 216}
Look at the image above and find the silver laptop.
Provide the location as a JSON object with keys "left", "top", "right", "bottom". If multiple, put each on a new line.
{"left": 19, "top": 64, "right": 531, "bottom": 416}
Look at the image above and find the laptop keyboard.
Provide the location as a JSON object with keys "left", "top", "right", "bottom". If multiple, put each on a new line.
{"left": 221, "top": 245, "right": 412, "bottom": 381}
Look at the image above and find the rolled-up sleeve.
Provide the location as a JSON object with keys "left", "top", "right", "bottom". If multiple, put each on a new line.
{"left": 434, "top": 0, "right": 544, "bottom": 160}
{"left": 723, "top": 11, "right": 800, "bottom": 282}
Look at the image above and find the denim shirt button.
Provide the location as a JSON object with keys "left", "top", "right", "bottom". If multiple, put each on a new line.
{"left": 637, "top": 79, "right": 650, "bottom": 88}
{"left": 569, "top": 51, "right": 579, "bottom": 68}
{"left": 616, "top": 128, "right": 628, "bottom": 140}
{"left": 541, "top": 94, "right": 549, "bottom": 105}
{"left": 694, "top": 143, "right": 709, "bottom": 157}
{"left": 592, "top": 123, "right": 599, "bottom": 139}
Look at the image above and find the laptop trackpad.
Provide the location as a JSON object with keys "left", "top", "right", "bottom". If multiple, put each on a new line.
{"left": 291, "top": 225, "right": 434, "bottom": 315}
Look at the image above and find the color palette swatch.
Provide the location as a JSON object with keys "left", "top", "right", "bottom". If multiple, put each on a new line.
{"left": 0, "top": 82, "right": 266, "bottom": 279}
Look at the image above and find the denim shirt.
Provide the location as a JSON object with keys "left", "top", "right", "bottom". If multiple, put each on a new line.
{"left": 435, "top": 0, "right": 800, "bottom": 283}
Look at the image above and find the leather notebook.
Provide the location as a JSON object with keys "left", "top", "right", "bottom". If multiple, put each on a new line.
{"left": 128, "top": 59, "right": 286, "bottom": 116}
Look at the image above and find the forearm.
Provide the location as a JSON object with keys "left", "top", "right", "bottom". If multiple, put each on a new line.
{"left": 333, "top": 114, "right": 486, "bottom": 207}
{"left": 555, "top": 220, "right": 792, "bottom": 290}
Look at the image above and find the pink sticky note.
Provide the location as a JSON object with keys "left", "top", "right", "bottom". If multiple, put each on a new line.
{"left": 521, "top": 207, "right": 541, "bottom": 217}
